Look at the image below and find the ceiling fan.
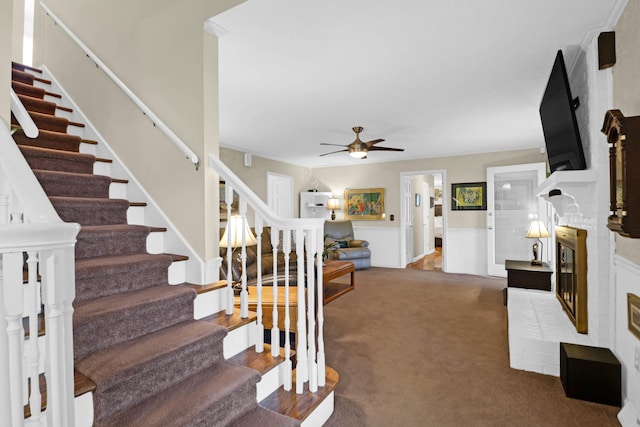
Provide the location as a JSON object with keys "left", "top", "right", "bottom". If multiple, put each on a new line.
{"left": 319, "top": 126, "right": 404, "bottom": 159}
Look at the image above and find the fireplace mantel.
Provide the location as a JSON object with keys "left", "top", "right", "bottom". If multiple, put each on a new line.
{"left": 536, "top": 170, "right": 597, "bottom": 219}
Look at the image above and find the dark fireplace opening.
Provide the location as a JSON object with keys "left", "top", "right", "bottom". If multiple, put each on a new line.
{"left": 555, "top": 226, "right": 588, "bottom": 334}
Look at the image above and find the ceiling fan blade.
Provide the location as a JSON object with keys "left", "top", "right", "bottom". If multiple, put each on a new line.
{"left": 368, "top": 146, "right": 405, "bottom": 152}
{"left": 319, "top": 149, "right": 349, "bottom": 156}
{"left": 364, "top": 138, "right": 385, "bottom": 148}
{"left": 320, "top": 142, "right": 349, "bottom": 147}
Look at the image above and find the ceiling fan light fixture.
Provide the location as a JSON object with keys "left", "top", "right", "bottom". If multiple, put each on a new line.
{"left": 349, "top": 141, "right": 367, "bottom": 158}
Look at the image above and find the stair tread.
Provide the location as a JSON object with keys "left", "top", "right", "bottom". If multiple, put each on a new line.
{"left": 74, "top": 284, "right": 195, "bottom": 318}
{"left": 75, "top": 252, "right": 174, "bottom": 271}
{"left": 75, "top": 319, "right": 227, "bottom": 388}
{"left": 261, "top": 366, "right": 339, "bottom": 423}
{"left": 79, "top": 223, "right": 151, "bottom": 233}
{"left": 18, "top": 144, "right": 95, "bottom": 160}
{"left": 49, "top": 195, "right": 129, "bottom": 203}
{"left": 229, "top": 344, "right": 292, "bottom": 376}
{"left": 12, "top": 61, "right": 43, "bottom": 74}
{"left": 24, "top": 370, "right": 96, "bottom": 419}
{"left": 184, "top": 280, "right": 227, "bottom": 295}
{"left": 202, "top": 307, "right": 257, "bottom": 332}
{"left": 100, "top": 361, "right": 268, "bottom": 427}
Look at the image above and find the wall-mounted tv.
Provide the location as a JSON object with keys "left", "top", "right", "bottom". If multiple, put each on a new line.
{"left": 539, "top": 50, "right": 587, "bottom": 173}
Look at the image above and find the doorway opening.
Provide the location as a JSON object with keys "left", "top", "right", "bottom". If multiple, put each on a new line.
{"left": 400, "top": 170, "right": 446, "bottom": 272}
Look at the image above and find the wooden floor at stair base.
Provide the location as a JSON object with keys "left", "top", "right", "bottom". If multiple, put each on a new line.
{"left": 24, "top": 371, "right": 96, "bottom": 419}
{"left": 261, "top": 366, "right": 339, "bottom": 422}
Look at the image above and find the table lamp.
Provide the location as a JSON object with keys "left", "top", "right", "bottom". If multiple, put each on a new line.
{"left": 220, "top": 215, "right": 258, "bottom": 292}
{"left": 525, "top": 220, "right": 550, "bottom": 266}
{"left": 326, "top": 198, "right": 340, "bottom": 220}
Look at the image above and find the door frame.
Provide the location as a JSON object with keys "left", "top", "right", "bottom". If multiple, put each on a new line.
{"left": 267, "top": 172, "right": 294, "bottom": 218}
{"left": 486, "top": 162, "right": 546, "bottom": 277}
{"left": 399, "top": 169, "right": 447, "bottom": 270}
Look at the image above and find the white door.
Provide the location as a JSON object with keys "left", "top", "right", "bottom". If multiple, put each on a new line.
{"left": 422, "top": 182, "right": 431, "bottom": 255}
{"left": 487, "top": 162, "right": 546, "bottom": 277}
{"left": 267, "top": 172, "right": 293, "bottom": 218}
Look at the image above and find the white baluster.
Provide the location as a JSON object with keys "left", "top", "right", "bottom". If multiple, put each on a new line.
{"left": 0, "top": 255, "right": 10, "bottom": 427}
{"left": 254, "top": 215, "right": 264, "bottom": 353}
{"left": 282, "top": 229, "right": 292, "bottom": 391}
{"left": 305, "top": 230, "right": 318, "bottom": 392}
{"left": 2, "top": 252, "right": 26, "bottom": 426}
{"left": 295, "top": 229, "right": 309, "bottom": 394}
{"left": 25, "top": 251, "right": 42, "bottom": 422}
{"left": 315, "top": 227, "right": 327, "bottom": 387}
{"left": 224, "top": 184, "right": 234, "bottom": 315}
{"left": 270, "top": 227, "right": 280, "bottom": 356}
{"left": 41, "top": 247, "right": 76, "bottom": 427}
{"left": 238, "top": 200, "right": 249, "bottom": 319}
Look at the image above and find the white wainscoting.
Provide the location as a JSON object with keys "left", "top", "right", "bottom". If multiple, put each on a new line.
{"left": 353, "top": 225, "right": 488, "bottom": 275}
{"left": 613, "top": 255, "right": 640, "bottom": 427}
{"left": 353, "top": 226, "right": 402, "bottom": 268}
{"left": 444, "top": 228, "right": 488, "bottom": 276}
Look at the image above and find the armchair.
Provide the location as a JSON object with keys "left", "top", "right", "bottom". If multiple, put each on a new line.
{"left": 323, "top": 220, "right": 371, "bottom": 270}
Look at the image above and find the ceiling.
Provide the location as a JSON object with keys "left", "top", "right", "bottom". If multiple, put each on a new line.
{"left": 212, "top": 0, "right": 623, "bottom": 169}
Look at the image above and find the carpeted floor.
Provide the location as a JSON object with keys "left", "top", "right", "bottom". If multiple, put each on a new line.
{"left": 322, "top": 267, "right": 620, "bottom": 427}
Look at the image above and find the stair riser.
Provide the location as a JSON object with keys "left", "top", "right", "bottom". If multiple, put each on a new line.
{"left": 76, "top": 229, "right": 149, "bottom": 259}
{"left": 91, "top": 333, "right": 227, "bottom": 425}
{"left": 75, "top": 256, "right": 173, "bottom": 303}
{"left": 50, "top": 198, "right": 129, "bottom": 226}
{"left": 35, "top": 172, "right": 110, "bottom": 199}
{"left": 74, "top": 290, "right": 196, "bottom": 360}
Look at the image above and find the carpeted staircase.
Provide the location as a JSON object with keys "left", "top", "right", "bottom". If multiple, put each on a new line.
{"left": 10, "top": 62, "right": 300, "bottom": 427}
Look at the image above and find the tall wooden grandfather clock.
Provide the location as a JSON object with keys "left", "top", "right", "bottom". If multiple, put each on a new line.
{"left": 602, "top": 109, "right": 640, "bottom": 238}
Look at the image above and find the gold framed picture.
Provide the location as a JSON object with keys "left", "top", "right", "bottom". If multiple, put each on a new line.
{"left": 344, "top": 188, "right": 385, "bottom": 220}
{"left": 628, "top": 293, "right": 640, "bottom": 340}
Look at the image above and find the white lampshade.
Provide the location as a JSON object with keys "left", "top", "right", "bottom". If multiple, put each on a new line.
{"left": 349, "top": 150, "right": 367, "bottom": 159}
{"left": 326, "top": 198, "right": 340, "bottom": 210}
{"left": 220, "top": 215, "right": 258, "bottom": 248}
{"left": 525, "top": 220, "right": 551, "bottom": 239}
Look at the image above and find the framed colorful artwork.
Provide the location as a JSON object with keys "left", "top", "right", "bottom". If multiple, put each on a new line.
{"left": 344, "top": 188, "right": 385, "bottom": 220}
{"left": 451, "top": 182, "right": 487, "bottom": 211}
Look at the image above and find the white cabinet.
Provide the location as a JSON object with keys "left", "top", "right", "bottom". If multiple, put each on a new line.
{"left": 300, "top": 192, "right": 332, "bottom": 219}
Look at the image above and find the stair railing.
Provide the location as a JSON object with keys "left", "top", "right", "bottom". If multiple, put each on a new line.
{"left": 39, "top": 2, "right": 200, "bottom": 170}
{"left": 209, "top": 154, "right": 328, "bottom": 393}
{"left": 10, "top": 89, "right": 39, "bottom": 138}
{"left": 1, "top": 120, "right": 79, "bottom": 426}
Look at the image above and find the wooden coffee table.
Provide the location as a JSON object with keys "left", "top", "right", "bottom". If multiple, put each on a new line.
{"left": 322, "top": 260, "right": 355, "bottom": 304}
{"left": 235, "top": 285, "right": 300, "bottom": 334}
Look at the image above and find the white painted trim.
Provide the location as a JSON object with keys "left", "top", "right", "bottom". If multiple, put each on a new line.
{"left": 399, "top": 169, "right": 447, "bottom": 269}
{"left": 301, "top": 390, "right": 334, "bottom": 427}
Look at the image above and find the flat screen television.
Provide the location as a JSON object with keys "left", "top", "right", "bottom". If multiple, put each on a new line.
{"left": 539, "top": 50, "right": 587, "bottom": 173}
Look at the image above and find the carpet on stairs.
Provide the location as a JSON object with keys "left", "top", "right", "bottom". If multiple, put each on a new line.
{"left": 10, "top": 62, "right": 299, "bottom": 426}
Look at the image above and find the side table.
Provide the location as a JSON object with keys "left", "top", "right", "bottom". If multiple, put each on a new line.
{"left": 503, "top": 259, "right": 553, "bottom": 305}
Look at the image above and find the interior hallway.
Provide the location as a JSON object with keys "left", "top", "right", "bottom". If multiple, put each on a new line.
{"left": 407, "top": 247, "right": 442, "bottom": 271}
